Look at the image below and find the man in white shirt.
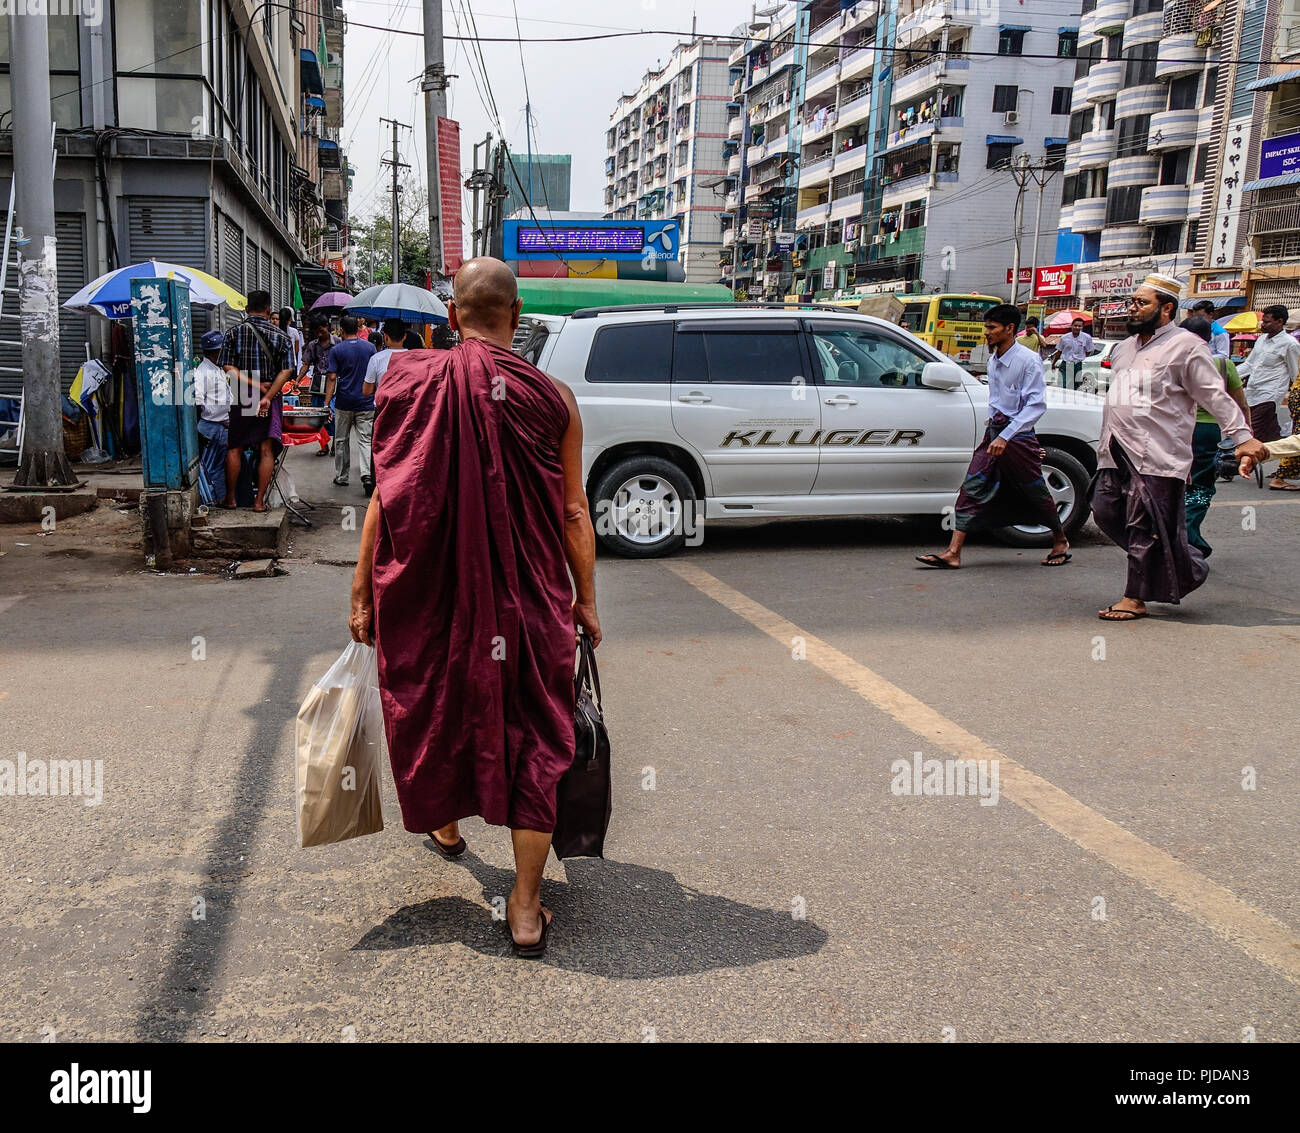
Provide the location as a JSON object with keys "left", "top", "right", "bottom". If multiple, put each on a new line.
{"left": 1050, "top": 317, "right": 1094, "bottom": 390}
{"left": 1236, "top": 304, "right": 1300, "bottom": 460}
{"left": 916, "top": 303, "right": 1071, "bottom": 570}
{"left": 362, "top": 318, "right": 414, "bottom": 399}
{"left": 194, "top": 329, "right": 231, "bottom": 505}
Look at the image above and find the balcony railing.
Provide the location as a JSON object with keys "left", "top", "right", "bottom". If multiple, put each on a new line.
{"left": 1248, "top": 201, "right": 1300, "bottom": 236}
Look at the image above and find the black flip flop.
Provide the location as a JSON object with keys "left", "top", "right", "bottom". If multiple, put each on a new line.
{"left": 1041, "top": 551, "right": 1072, "bottom": 566}
{"left": 509, "top": 908, "right": 551, "bottom": 959}
{"left": 915, "top": 553, "right": 959, "bottom": 569}
{"left": 1098, "top": 605, "right": 1148, "bottom": 621}
{"left": 427, "top": 832, "right": 467, "bottom": 859}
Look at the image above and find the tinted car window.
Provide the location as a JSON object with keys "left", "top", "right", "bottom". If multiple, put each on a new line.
{"left": 808, "top": 323, "right": 931, "bottom": 388}
{"left": 674, "top": 323, "right": 806, "bottom": 385}
{"left": 585, "top": 322, "right": 674, "bottom": 382}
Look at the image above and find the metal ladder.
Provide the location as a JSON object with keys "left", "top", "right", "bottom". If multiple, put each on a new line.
{"left": 0, "top": 176, "right": 25, "bottom": 464}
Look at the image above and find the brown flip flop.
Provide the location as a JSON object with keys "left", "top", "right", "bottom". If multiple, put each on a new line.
{"left": 509, "top": 907, "right": 552, "bottom": 959}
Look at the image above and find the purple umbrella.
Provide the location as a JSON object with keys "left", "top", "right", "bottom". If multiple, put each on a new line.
{"left": 310, "top": 290, "right": 353, "bottom": 313}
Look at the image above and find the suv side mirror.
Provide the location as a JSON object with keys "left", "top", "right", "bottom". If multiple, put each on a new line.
{"left": 920, "top": 361, "right": 966, "bottom": 390}
{"left": 836, "top": 359, "right": 860, "bottom": 383}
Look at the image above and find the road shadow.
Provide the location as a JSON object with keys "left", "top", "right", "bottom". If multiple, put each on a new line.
{"left": 352, "top": 851, "right": 828, "bottom": 978}
{"left": 131, "top": 635, "right": 312, "bottom": 1040}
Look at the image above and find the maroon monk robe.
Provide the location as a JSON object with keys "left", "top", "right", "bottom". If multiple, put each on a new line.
{"left": 370, "top": 339, "right": 576, "bottom": 834}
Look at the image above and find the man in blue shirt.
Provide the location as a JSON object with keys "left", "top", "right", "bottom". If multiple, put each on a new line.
{"left": 917, "top": 303, "right": 1071, "bottom": 569}
{"left": 1190, "top": 300, "right": 1230, "bottom": 358}
{"left": 324, "top": 314, "right": 378, "bottom": 495}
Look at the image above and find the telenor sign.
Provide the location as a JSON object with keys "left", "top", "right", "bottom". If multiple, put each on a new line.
{"left": 1034, "top": 264, "right": 1074, "bottom": 298}
{"left": 1259, "top": 131, "right": 1300, "bottom": 180}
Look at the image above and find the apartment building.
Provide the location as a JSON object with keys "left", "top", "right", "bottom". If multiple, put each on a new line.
{"left": 1191, "top": 0, "right": 1300, "bottom": 312}
{"left": 719, "top": 4, "right": 804, "bottom": 300}
{"left": 792, "top": 0, "right": 1078, "bottom": 302}
{"left": 603, "top": 38, "right": 733, "bottom": 282}
{"left": 0, "top": 0, "right": 351, "bottom": 395}
{"left": 1053, "top": 0, "right": 1217, "bottom": 329}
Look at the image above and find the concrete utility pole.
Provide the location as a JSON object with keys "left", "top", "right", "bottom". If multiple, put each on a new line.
{"left": 8, "top": 10, "right": 73, "bottom": 489}
{"left": 465, "top": 132, "right": 494, "bottom": 258}
{"left": 379, "top": 117, "right": 411, "bottom": 283}
{"left": 1008, "top": 154, "right": 1032, "bottom": 307}
{"left": 421, "top": 0, "right": 450, "bottom": 279}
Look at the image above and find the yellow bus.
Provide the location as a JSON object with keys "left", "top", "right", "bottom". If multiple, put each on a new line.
{"left": 897, "top": 293, "right": 1004, "bottom": 367}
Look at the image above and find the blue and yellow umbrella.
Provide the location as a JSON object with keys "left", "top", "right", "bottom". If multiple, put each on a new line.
{"left": 63, "top": 260, "right": 246, "bottom": 320}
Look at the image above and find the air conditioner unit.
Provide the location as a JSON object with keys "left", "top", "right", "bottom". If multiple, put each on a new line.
{"left": 844, "top": 239, "right": 859, "bottom": 252}
{"left": 1003, "top": 111, "right": 1020, "bottom": 126}
{"left": 872, "top": 234, "right": 886, "bottom": 246}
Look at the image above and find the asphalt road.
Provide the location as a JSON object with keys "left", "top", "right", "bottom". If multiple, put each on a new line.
{"left": 0, "top": 443, "right": 1296, "bottom": 1042}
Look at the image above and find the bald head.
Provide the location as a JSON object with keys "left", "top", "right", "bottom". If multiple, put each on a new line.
{"left": 450, "top": 257, "right": 521, "bottom": 343}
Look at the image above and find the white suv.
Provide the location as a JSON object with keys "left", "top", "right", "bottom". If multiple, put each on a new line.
{"left": 517, "top": 305, "right": 1103, "bottom": 558}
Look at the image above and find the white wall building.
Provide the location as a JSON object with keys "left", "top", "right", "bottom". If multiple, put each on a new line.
{"left": 603, "top": 38, "right": 734, "bottom": 282}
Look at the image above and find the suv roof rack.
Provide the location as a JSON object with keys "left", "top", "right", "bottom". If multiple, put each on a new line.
{"left": 569, "top": 301, "right": 875, "bottom": 319}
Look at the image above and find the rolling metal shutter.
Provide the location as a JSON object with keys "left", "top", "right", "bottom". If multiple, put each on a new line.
{"left": 219, "top": 211, "right": 243, "bottom": 293}
{"left": 261, "top": 249, "right": 272, "bottom": 297}
{"left": 127, "top": 197, "right": 210, "bottom": 334}
{"left": 0, "top": 212, "right": 90, "bottom": 397}
{"left": 246, "top": 238, "right": 258, "bottom": 296}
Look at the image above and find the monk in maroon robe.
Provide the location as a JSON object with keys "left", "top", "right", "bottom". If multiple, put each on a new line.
{"left": 349, "top": 258, "right": 601, "bottom": 957}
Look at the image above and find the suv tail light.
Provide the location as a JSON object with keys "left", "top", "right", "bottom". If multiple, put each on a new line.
{"left": 1100, "top": 358, "right": 1111, "bottom": 368}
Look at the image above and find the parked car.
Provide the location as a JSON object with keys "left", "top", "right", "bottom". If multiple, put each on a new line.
{"left": 1043, "top": 338, "right": 1121, "bottom": 394}
{"left": 516, "top": 305, "right": 1104, "bottom": 557}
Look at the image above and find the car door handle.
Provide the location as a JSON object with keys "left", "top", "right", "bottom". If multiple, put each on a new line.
{"left": 824, "top": 394, "right": 858, "bottom": 406}
{"left": 677, "top": 392, "right": 712, "bottom": 403}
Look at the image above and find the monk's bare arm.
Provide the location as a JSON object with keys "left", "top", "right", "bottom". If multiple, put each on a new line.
{"left": 550, "top": 376, "right": 601, "bottom": 647}
{"left": 349, "top": 491, "right": 382, "bottom": 645}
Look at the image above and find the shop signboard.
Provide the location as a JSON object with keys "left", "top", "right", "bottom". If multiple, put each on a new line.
{"left": 1259, "top": 131, "right": 1300, "bottom": 180}
{"left": 1034, "top": 264, "right": 1074, "bottom": 298}
{"left": 1006, "top": 267, "right": 1033, "bottom": 285}
{"left": 822, "top": 261, "right": 837, "bottom": 290}
{"left": 1194, "top": 270, "right": 1243, "bottom": 295}
{"left": 1087, "top": 270, "right": 1139, "bottom": 296}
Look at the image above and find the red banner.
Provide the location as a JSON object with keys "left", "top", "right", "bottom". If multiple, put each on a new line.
{"left": 1034, "top": 264, "right": 1074, "bottom": 298}
{"left": 437, "top": 117, "right": 464, "bottom": 275}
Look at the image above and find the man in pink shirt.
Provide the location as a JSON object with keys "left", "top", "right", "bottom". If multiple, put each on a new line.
{"left": 1091, "top": 274, "right": 1269, "bottom": 621}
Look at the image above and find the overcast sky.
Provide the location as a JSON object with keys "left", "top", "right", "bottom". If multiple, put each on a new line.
{"left": 342, "top": 0, "right": 753, "bottom": 243}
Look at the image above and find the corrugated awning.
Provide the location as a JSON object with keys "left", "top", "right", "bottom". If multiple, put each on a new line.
{"left": 1058, "top": 26, "right": 1078, "bottom": 33}
{"left": 1180, "top": 295, "right": 1245, "bottom": 309}
{"left": 986, "top": 135, "right": 1024, "bottom": 145}
{"left": 1243, "top": 68, "right": 1300, "bottom": 92}
{"left": 1000, "top": 24, "right": 1032, "bottom": 32}
{"left": 1044, "top": 137, "right": 1068, "bottom": 147}
{"left": 1243, "top": 171, "right": 1300, "bottom": 191}
{"left": 304, "top": 95, "right": 326, "bottom": 111}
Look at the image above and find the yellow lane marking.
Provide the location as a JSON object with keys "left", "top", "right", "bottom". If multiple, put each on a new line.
{"left": 664, "top": 560, "right": 1300, "bottom": 987}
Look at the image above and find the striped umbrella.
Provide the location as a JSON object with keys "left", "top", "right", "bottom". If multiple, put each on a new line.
{"left": 63, "top": 260, "right": 246, "bottom": 320}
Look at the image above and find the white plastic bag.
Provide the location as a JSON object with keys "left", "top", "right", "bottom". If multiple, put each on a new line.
{"left": 295, "top": 642, "right": 385, "bottom": 847}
